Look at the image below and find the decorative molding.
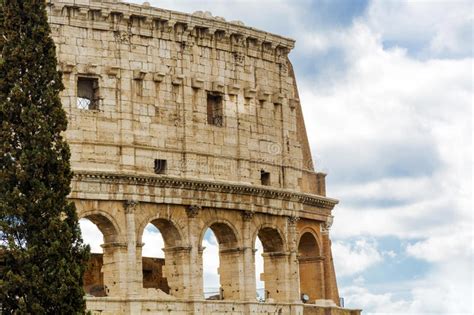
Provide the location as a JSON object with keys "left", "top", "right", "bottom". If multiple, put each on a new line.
{"left": 163, "top": 246, "right": 192, "bottom": 253}
{"left": 171, "top": 74, "right": 184, "bottom": 86}
{"left": 105, "top": 66, "right": 120, "bottom": 76}
{"left": 48, "top": 0, "right": 295, "bottom": 59}
{"left": 220, "top": 247, "right": 245, "bottom": 254}
{"left": 191, "top": 77, "right": 205, "bottom": 89}
{"left": 133, "top": 70, "right": 146, "bottom": 80}
{"left": 227, "top": 83, "right": 241, "bottom": 96}
{"left": 244, "top": 87, "right": 257, "bottom": 99}
{"left": 153, "top": 72, "right": 166, "bottom": 82}
{"left": 211, "top": 81, "right": 225, "bottom": 94}
{"left": 72, "top": 171, "right": 339, "bottom": 209}
{"left": 272, "top": 92, "right": 284, "bottom": 105}
{"left": 297, "top": 255, "right": 325, "bottom": 263}
{"left": 257, "top": 90, "right": 272, "bottom": 102}
{"left": 60, "top": 62, "right": 75, "bottom": 74}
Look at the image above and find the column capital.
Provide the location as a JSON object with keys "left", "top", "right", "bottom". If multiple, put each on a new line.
{"left": 124, "top": 200, "right": 139, "bottom": 214}
{"left": 163, "top": 245, "right": 192, "bottom": 253}
{"left": 261, "top": 251, "right": 291, "bottom": 258}
{"left": 288, "top": 215, "right": 300, "bottom": 225}
{"left": 321, "top": 215, "right": 334, "bottom": 234}
{"left": 298, "top": 255, "right": 326, "bottom": 262}
{"left": 241, "top": 210, "right": 254, "bottom": 221}
{"left": 101, "top": 242, "right": 128, "bottom": 249}
{"left": 220, "top": 247, "right": 246, "bottom": 254}
{"left": 186, "top": 205, "right": 201, "bottom": 218}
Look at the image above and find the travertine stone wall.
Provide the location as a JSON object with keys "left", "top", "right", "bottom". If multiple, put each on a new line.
{"left": 45, "top": 0, "right": 358, "bottom": 314}
{"left": 48, "top": 0, "right": 322, "bottom": 191}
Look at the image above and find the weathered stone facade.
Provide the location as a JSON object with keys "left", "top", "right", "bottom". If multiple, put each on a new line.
{"left": 47, "top": 0, "right": 361, "bottom": 314}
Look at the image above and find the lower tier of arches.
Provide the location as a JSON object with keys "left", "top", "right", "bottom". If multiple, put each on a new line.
{"left": 75, "top": 198, "right": 341, "bottom": 308}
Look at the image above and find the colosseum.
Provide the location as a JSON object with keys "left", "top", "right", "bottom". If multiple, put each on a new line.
{"left": 47, "top": 0, "right": 361, "bottom": 314}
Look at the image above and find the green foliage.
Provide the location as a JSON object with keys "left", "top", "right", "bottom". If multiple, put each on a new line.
{"left": 0, "top": 0, "right": 90, "bottom": 313}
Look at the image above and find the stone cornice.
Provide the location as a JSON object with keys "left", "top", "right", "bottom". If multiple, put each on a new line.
{"left": 72, "top": 171, "right": 339, "bottom": 210}
{"left": 47, "top": 0, "right": 295, "bottom": 58}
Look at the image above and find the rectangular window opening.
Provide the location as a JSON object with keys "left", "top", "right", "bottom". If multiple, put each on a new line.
{"left": 154, "top": 159, "right": 167, "bottom": 174}
{"left": 77, "top": 77, "right": 99, "bottom": 110}
{"left": 260, "top": 170, "right": 270, "bottom": 186}
{"left": 207, "top": 93, "right": 223, "bottom": 127}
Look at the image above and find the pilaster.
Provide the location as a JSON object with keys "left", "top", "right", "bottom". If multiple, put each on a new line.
{"left": 186, "top": 205, "right": 204, "bottom": 299}
{"left": 124, "top": 200, "right": 141, "bottom": 297}
{"left": 241, "top": 211, "right": 257, "bottom": 302}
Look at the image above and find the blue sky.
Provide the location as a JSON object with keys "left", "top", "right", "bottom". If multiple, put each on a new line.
{"left": 81, "top": 1, "right": 473, "bottom": 313}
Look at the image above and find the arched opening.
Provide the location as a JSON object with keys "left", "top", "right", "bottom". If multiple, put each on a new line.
{"left": 298, "top": 232, "right": 323, "bottom": 303}
{"left": 201, "top": 222, "right": 241, "bottom": 300}
{"left": 140, "top": 218, "right": 183, "bottom": 297}
{"left": 255, "top": 236, "right": 265, "bottom": 301}
{"left": 202, "top": 228, "right": 220, "bottom": 299}
{"left": 141, "top": 223, "right": 168, "bottom": 293}
{"left": 78, "top": 214, "right": 119, "bottom": 297}
{"left": 255, "top": 226, "right": 286, "bottom": 302}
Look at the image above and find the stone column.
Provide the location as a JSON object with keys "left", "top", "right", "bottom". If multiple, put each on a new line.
{"left": 241, "top": 211, "right": 257, "bottom": 302}
{"left": 298, "top": 256, "right": 325, "bottom": 301}
{"left": 186, "top": 205, "right": 204, "bottom": 300}
{"left": 124, "top": 200, "right": 141, "bottom": 297}
{"left": 261, "top": 252, "right": 290, "bottom": 302}
{"left": 101, "top": 242, "right": 128, "bottom": 297}
{"left": 162, "top": 246, "right": 192, "bottom": 298}
{"left": 321, "top": 215, "right": 340, "bottom": 306}
{"left": 287, "top": 216, "right": 301, "bottom": 303}
{"left": 219, "top": 247, "right": 245, "bottom": 300}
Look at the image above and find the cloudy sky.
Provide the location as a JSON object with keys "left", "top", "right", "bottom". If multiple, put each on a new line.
{"left": 81, "top": 0, "right": 472, "bottom": 313}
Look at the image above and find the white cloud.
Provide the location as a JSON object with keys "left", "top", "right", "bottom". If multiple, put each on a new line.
{"left": 366, "top": 0, "right": 473, "bottom": 58}
{"left": 142, "top": 224, "right": 165, "bottom": 258}
{"left": 79, "top": 218, "right": 103, "bottom": 253}
{"left": 406, "top": 259, "right": 474, "bottom": 314}
{"left": 341, "top": 285, "right": 411, "bottom": 314}
{"left": 255, "top": 237, "right": 264, "bottom": 290}
{"left": 406, "top": 229, "right": 473, "bottom": 263}
{"left": 202, "top": 232, "right": 220, "bottom": 294}
{"left": 332, "top": 238, "right": 383, "bottom": 277}
{"left": 300, "top": 21, "right": 472, "bottom": 240}
{"left": 343, "top": 256, "right": 474, "bottom": 314}
{"left": 297, "top": 4, "right": 472, "bottom": 314}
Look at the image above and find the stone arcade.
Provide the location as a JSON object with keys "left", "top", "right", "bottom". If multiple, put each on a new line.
{"left": 47, "top": 0, "right": 361, "bottom": 314}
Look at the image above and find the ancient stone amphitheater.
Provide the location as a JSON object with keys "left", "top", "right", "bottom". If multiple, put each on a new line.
{"left": 47, "top": 0, "right": 361, "bottom": 314}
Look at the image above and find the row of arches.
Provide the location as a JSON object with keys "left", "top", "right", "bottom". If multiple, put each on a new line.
{"left": 79, "top": 209, "right": 325, "bottom": 303}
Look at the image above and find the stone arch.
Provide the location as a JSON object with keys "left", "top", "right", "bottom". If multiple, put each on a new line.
{"left": 78, "top": 210, "right": 123, "bottom": 297}
{"left": 200, "top": 219, "right": 240, "bottom": 250}
{"left": 258, "top": 227, "right": 285, "bottom": 253}
{"left": 252, "top": 224, "right": 286, "bottom": 253}
{"left": 79, "top": 210, "right": 121, "bottom": 244}
{"left": 138, "top": 215, "right": 187, "bottom": 298}
{"left": 143, "top": 217, "right": 184, "bottom": 247}
{"left": 200, "top": 219, "right": 243, "bottom": 300}
{"left": 135, "top": 206, "right": 188, "bottom": 246}
{"left": 298, "top": 230, "right": 324, "bottom": 302}
{"left": 253, "top": 224, "right": 288, "bottom": 302}
{"left": 298, "top": 227, "right": 322, "bottom": 256}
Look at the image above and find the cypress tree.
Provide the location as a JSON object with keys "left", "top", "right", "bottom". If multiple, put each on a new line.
{"left": 0, "top": 0, "right": 89, "bottom": 313}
